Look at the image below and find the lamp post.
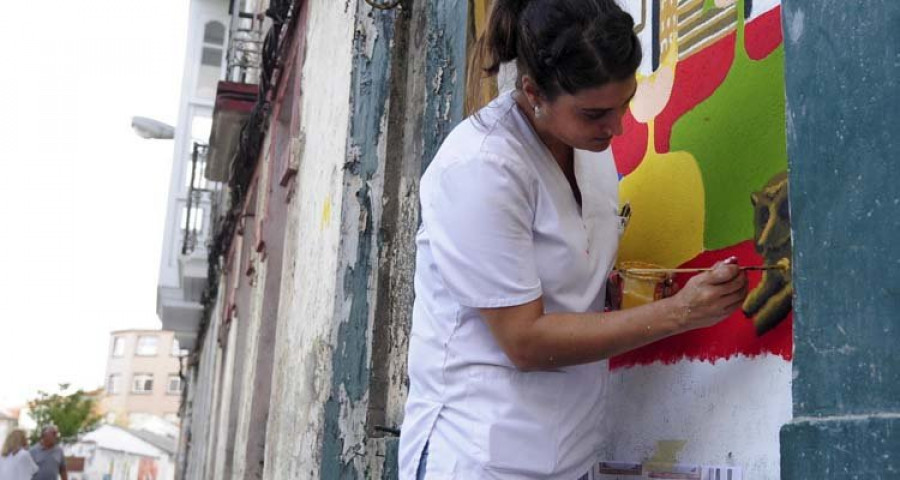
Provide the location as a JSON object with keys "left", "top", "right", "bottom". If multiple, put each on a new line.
{"left": 131, "top": 116, "right": 175, "bottom": 139}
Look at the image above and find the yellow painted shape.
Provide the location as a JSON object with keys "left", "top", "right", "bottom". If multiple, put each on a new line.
{"left": 321, "top": 198, "right": 332, "bottom": 230}
{"left": 473, "top": 0, "right": 491, "bottom": 34}
{"left": 466, "top": 0, "right": 498, "bottom": 115}
{"left": 618, "top": 123, "right": 705, "bottom": 268}
{"left": 645, "top": 439, "right": 688, "bottom": 471}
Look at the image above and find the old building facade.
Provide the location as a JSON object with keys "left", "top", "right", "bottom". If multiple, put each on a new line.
{"left": 156, "top": 0, "right": 900, "bottom": 478}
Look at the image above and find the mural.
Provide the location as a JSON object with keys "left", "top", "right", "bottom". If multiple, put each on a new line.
{"left": 610, "top": 0, "right": 793, "bottom": 368}
{"left": 744, "top": 171, "right": 792, "bottom": 334}
{"left": 137, "top": 457, "right": 159, "bottom": 480}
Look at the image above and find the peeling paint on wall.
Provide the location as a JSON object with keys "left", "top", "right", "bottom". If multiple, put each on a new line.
{"left": 423, "top": 0, "right": 468, "bottom": 173}
{"left": 320, "top": 3, "right": 395, "bottom": 478}
{"left": 262, "top": 0, "right": 358, "bottom": 478}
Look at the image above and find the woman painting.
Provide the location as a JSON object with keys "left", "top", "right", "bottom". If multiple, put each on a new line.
{"left": 399, "top": 0, "right": 748, "bottom": 478}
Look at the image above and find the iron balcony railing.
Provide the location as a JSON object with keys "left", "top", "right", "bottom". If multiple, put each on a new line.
{"left": 182, "top": 143, "right": 217, "bottom": 255}
{"left": 226, "top": 0, "right": 267, "bottom": 84}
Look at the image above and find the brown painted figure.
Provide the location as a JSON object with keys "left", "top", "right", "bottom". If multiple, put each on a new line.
{"left": 743, "top": 171, "right": 793, "bottom": 334}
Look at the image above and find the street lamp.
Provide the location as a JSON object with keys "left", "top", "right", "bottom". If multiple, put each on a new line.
{"left": 131, "top": 116, "right": 175, "bottom": 139}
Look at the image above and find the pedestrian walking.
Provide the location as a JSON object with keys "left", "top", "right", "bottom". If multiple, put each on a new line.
{"left": 0, "top": 429, "right": 38, "bottom": 480}
{"left": 30, "top": 426, "right": 67, "bottom": 480}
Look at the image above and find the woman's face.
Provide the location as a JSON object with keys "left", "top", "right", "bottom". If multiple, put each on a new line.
{"left": 534, "top": 77, "right": 637, "bottom": 153}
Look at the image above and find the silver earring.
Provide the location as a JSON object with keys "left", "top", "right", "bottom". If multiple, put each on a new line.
{"left": 534, "top": 105, "right": 543, "bottom": 118}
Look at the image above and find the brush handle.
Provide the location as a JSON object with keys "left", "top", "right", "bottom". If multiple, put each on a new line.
{"left": 620, "top": 265, "right": 786, "bottom": 274}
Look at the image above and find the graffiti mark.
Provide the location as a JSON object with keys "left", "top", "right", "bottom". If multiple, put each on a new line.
{"left": 321, "top": 198, "right": 332, "bottom": 230}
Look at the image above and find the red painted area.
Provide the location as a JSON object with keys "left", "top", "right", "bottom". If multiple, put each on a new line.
{"left": 138, "top": 458, "right": 159, "bottom": 480}
{"left": 612, "top": 109, "right": 648, "bottom": 176}
{"left": 745, "top": 7, "right": 783, "bottom": 60}
{"left": 610, "top": 240, "right": 793, "bottom": 370}
{"left": 654, "top": 35, "right": 736, "bottom": 154}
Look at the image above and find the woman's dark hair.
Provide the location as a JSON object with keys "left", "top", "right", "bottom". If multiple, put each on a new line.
{"left": 467, "top": 0, "right": 642, "bottom": 113}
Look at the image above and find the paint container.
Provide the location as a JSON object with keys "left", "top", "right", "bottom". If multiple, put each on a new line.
{"left": 617, "top": 261, "right": 671, "bottom": 309}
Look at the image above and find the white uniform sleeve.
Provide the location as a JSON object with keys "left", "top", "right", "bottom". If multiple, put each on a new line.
{"left": 18, "top": 450, "right": 38, "bottom": 476}
{"left": 27, "top": 450, "right": 38, "bottom": 475}
{"left": 422, "top": 154, "right": 542, "bottom": 308}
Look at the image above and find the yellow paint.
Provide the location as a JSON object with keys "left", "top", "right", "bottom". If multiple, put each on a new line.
{"left": 466, "top": 0, "right": 498, "bottom": 115}
{"left": 619, "top": 261, "right": 669, "bottom": 309}
{"left": 659, "top": 0, "right": 681, "bottom": 59}
{"left": 473, "top": 0, "right": 491, "bottom": 34}
{"left": 321, "top": 198, "right": 332, "bottom": 230}
{"left": 618, "top": 122, "right": 705, "bottom": 268}
{"left": 645, "top": 439, "right": 688, "bottom": 471}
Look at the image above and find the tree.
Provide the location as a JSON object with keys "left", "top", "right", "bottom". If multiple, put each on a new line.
{"left": 28, "top": 383, "right": 102, "bottom": 444}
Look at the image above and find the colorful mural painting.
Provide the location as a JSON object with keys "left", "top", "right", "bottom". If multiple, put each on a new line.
{"left": 610, "top": 0, "right": 793, "bottom": 369}
{"left": 599, "top": 1, "right": 792, "bottom": 477}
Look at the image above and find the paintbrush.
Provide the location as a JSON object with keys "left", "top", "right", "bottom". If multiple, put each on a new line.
{"left": 619, "top": 265, "right": 787, "bottom": 274}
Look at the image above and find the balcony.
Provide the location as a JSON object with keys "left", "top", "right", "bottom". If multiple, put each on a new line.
{"left": 206, "top": 82, "right": 258, "bottom": 183}
{"left": 159, "top": 143, "right": 220, "bottom": 350}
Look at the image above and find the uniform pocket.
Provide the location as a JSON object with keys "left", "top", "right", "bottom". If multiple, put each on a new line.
{"left": 468, "top": 368, "right": 564, "bottom": 475}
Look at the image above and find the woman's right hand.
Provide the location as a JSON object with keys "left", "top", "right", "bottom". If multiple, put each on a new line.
{"left": 669, "top": 257, "right": 749, "bottom": 331}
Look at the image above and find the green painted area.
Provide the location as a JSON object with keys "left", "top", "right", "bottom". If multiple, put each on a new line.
{"left": 702, "top": 0, "right": 718, "bottom": 14}
{"left": 670, "top": 0, "right": 787, "bottom": 250}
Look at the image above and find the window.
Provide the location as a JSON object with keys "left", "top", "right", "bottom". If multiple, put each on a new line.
{"left": 106, "top": 374, "right": 120, "bottom": 394}
{"left": 181, "top": 206, "right": 205, "bottom": 233}
{"left": 171, "top": 338, "right": 184, "bottom": 357}
{"left": 132, "top": 374, "right": 154, "bottom": 393}
{"left": 196, "top": 21, "right": 227, "bottom": 99}
{"left": 135, "top": 336, "right": 158, "bottom": 356}
{"left": 111, "top": 337, "right": 125, "bottom": 357}
{"left": 203, "top": 21, "right": 225, "bottom": 44}
{"left": 191, "top": 115, "right": 213, "bottom": 144}
{"left": 167, "top": 374, "right": 183, "bottom": 395}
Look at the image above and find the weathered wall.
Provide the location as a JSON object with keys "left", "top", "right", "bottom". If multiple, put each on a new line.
{"left": 212, "top": 316, "right": 237, "bottom": 480}
{"left": 181, "top": 280, "right": 225, "bottom": 480}
{"left": 779, "top": 1, "right": 900, "bottom": 477}
{"left": 176, "top": 1, "right": 480, "bottom": 477}
{"left": 320, "top": 0, "right": 399, "bottom": 476}
{"left": 600, "top": 0, "right": 792, "bottom": 478}
{"left": 232, "top": 132, "right": 282, "bottom": 480}
{"left": 262, "top": 0, "right": 357, "bottom": 478}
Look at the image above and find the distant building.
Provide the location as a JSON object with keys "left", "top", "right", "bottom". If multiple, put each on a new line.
{"left": 0, "top": 409, "right": 16, "bottom": 443}
{"left": 101, "top": 330, "right": 184, "bottom": 431}
{"left": 64, "top": 424, "right": 176, "bottom": 480}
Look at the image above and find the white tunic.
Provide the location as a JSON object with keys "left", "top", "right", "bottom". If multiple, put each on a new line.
{"left": 399, "top": 91, "right": 623, "bottom": 479}
{"left": 0, "top": 449, "right": 39, "bottom": 480}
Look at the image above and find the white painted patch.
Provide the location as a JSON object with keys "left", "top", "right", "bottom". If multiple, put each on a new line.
{"left": 748, "top": 0, "right": 781, "bottom": 19}
{"left": 788, "top": 8, "right": 805, "bottom": 44}
{"left": 601, "top": 355, "right": 792, "bottom": 480}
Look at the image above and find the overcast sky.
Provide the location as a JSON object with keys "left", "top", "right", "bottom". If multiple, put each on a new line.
{"left": 0, "top": 1, "right": 188, "bottom": 408}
